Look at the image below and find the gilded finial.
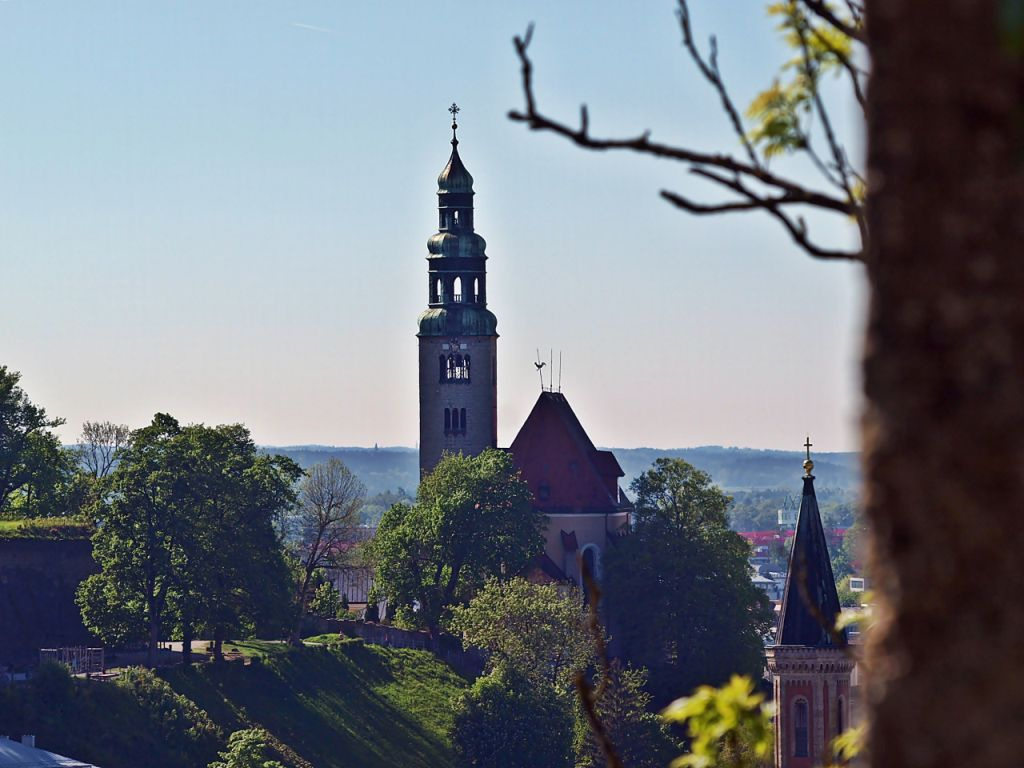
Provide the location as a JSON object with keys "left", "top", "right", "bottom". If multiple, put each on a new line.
{"left": 448, "top": 102, "right": 460, "bottom": 144}
{"left": 803, "top": 435, "right": 814, "bottom": 476}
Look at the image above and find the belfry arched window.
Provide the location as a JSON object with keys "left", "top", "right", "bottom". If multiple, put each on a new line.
{"left": 453, "top": 277, "right": 463, "bottom": 302}
{"left": 443, "top": 352, "right": 471, "bottom": 382}
{"left": 793, "top": 698, "right": 809, "bottom": 758}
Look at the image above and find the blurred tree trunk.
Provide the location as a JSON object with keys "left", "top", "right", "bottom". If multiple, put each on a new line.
{"left": 863, "top": 2, "right": 1024, "bottom": 766}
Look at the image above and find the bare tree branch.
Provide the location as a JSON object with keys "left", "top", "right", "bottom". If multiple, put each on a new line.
{"left": 79, "top": 420, "right": 131, "bottom": 479}
{"left": 791, "top": 11, "right": 869, "bottom": 248}
{"left": 510, "top": 30, "right": 856, "bottom": 214}
{"left": 801, "top": 0, "right": 864, "bottom": 42}
{"left": 688, "top": 168, "right": 859, "bottom": 260}
{"left": 677, "top": 1, "right": 761, "bottom": 168}
{"left": 509, "top": 12, "right": 864, "bottom": 262}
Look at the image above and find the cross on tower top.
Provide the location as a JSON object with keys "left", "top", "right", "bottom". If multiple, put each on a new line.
{"left": 449, "top": 103, "right": 460, "bottom": 140}
{"left": 804, "top": 435, "right": 813, "bottom": 461}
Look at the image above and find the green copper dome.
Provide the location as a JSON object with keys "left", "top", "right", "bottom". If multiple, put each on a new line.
{"left": 427, "top": 231, "right": 487, "bottom": 258}
{"left": 437, "top": 140, "right": 474, "bottom": 194}
{"left": 417, "top": 306, "right": 498, "bottom": 337}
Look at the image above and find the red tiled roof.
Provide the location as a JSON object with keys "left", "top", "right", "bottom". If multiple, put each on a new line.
{"left": 509, "top": 392, "right": 631, "bottom": 515}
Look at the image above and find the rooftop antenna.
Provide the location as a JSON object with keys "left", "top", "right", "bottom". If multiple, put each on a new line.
{"left": 534, "top": 349, "right": 546, "bottom": 391}
{"left": 558, "top": 351, "right": 562, "bottom": 393}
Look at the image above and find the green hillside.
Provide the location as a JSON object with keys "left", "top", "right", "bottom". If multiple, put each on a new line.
{"left": 0, "top": 639, "right": 466, "bottom": 768}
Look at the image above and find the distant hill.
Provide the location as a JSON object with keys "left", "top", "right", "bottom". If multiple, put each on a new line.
{"left": 262, "top": 444, "right": 859, "bottom": 495}
{"left": 607, "top": 446, "right": 860, "bottom": 493}
{"left": 263, "top": 446, "right": 419, "bottom": 496}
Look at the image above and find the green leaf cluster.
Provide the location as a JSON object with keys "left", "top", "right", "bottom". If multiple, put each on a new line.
{"left": 745, "top": 2, "right": 856, "bottom": 159}
{"left": 662, "top": 675, "right": 773, "bottom": 768}
{"left": 208, "top": 728, "right": 284, "bottom": 768}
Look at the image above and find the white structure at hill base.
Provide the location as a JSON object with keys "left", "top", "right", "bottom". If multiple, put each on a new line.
{"left": 0, "top": 736, "right": 101, "bottom": 768}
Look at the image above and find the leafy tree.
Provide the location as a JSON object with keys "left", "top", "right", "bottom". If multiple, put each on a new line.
{"left": 835, "top": 575, "right": 861, "bottom": 608}
{"left": 449, "top": 577, "right": 593, "bottom": 690}
{"left": 288, "top": 458, "right": 365, "bottom": 644}
{"left": 451, "top": 666, "right": 574, "bottom": 768}
{"left": 631, "top": 456, "right": 731, "bottom": 528}
{"left": 576, "top": 660, "right": 677, "bottom": 768}
{"left": 77, "top": 414, "right": 300, "bottom": 666}
{"left": 209, "top": 728, "right": 284, "bottom": 768}
{"left": 370, "top": 449, "right": 542, "bottom": 633}
{"left": 0, "top": 366, "right": 81, "bottom": 517}
{"left": 604, "top": 458, "right": 773, "bottom": 705}
{"left": 309, "top": 578, "right": 341, "bottom": 619}
{"left": 830, "top": 516, "right": 864, "bottom": 580}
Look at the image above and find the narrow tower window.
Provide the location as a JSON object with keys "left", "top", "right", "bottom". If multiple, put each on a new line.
{"left": 794, "top": 699, "right": 809, "bottom": 758}
{"left": 439, "top": 355, "right": 446, "bottom": 382}
{"left": 473, "top": 278, "right": 480, "bottom": 302}
{"left": 453, "top": 210, "right": 460, "bottom": 225}
{"left": 459, "top": 408, "right": 467, "bottom": 433}
{"left": 436, "top": 278, "right": 442, "bottom": 302}
{"left": 444, "top": 408, "right": 451, "bottom": 434}
{"left": 453, "top": 276, "right": 462, "bottom": 302}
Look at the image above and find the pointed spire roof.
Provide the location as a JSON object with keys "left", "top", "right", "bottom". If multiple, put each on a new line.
{"left": 776, "top": 444, "right": 847, "bottom": 647}
{"left": 438, "top": 103, "right": 474, "bottom": 194}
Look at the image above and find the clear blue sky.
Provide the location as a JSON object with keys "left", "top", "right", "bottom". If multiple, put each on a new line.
{"left": 1, "top": 1, "right": 864, "bottom": 451}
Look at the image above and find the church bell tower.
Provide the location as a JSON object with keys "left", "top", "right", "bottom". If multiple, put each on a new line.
{"left": 417, "top": 105, "right": 498, "bottom": 475}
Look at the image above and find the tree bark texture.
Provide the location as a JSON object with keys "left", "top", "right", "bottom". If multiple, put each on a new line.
{"left": 864, "top": 2, "right": 1024, "bottom": 766}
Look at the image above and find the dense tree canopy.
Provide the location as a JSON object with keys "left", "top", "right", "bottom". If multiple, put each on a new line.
{"left": 449, "top": 577, "right": 593, "bottom": 690}
{"left": 604, "top": 458, "right": 773, "bottom": 705}
{"left": 451, "top": 666, "right": 574, "bottom": 768}
{"left": 370, "top": 448, "right": 542, "bottom": 633}
{"left": 0, "top": 365, "right": 81, "bottom": 517}
{"left": 77, "top": 414, "right": 300, "bottom": 665}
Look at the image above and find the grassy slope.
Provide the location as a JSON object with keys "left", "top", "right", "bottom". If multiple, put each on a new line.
{"left": 0, "top": 516, "right": 93, "bottom": 539}
{"left": 1, "top": 640, "right": 466, "bottom": 768}
{"left": 163, "top": 639, "right": 465, "bottom": 768}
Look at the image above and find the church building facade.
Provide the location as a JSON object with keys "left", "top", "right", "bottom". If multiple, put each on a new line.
{"left": 416, "top": 108, "right": 629, "bottom": 582}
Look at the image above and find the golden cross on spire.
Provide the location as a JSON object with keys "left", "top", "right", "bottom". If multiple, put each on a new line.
{"left": 803, "top": 435, "right": 814, "bottom": 477}
{"left": 804, "top": 435, "right": 813, "bottom": 461}
{"left": 449, "top": 102, "right": 460, "bottom": 139}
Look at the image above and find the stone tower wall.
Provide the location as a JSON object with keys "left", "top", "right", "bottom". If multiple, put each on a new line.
{"left": 418, "top": 334, "right": 497, "bottom": 475}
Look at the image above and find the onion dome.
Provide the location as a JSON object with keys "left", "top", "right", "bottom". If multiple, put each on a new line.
{"left": 437, "top": 141, "right": 474, "bottom": 194}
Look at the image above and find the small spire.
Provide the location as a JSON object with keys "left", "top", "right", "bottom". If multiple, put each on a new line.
{"left": 803, "top": 435, "right": 814, "bottom": 476}
{"left": 448, "top": 102, "right": 460, "bottom": 145}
